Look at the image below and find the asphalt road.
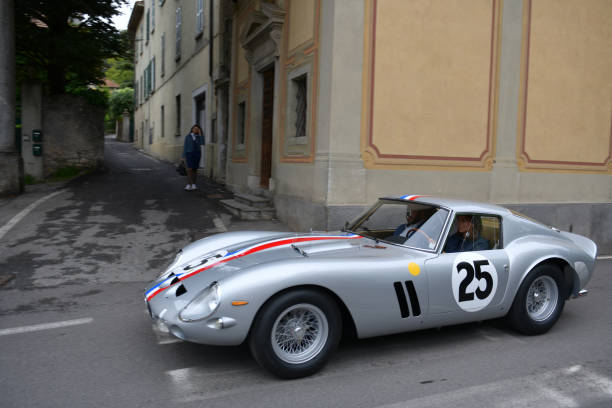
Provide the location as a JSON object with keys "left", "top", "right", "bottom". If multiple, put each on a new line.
{"left": 0, "top": 140, "right": 611, "bottom": 408}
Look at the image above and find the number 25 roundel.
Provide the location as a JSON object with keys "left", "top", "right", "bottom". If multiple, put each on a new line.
{"left": 451, "top": 253, "right": 498, "bottom": 312}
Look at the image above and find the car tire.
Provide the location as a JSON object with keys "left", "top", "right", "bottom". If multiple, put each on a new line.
{"left": 508, "top": 264, "right": 566, "bottom": 335}
{"left": 248, "top": 289, "right": 342, "bottom": 379}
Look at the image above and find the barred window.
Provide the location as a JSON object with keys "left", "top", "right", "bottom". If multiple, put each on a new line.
{"left": 151, "top": 0, "right": 155, "bottom": 32}
{"left": 237, "top": 102, "right": 246, "bottom": 145}
{"left": 151, "top": 56, "right": 155, "bottom": 92}
{"left": 161, "top": 33, "right": 165, "bottom": 77}
{"left": 176, "top": 94, "right": 181, "bottom": 136}
{"left": 146, "top": 9, "right": 150, "bottom": 42}
{"left": 196, "top": 0, "right": 204, "bottom": 36}
{"left": 293, "top": 75, "right": 307, "bottom": 137}
{"left": 161, "top": 105, "right": 165, "bottom": 138}
{"left": 175, "top": 8, "right": 182, "bottom": 60}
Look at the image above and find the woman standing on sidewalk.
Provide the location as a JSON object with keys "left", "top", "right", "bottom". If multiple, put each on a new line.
{"left": 181, "top": 124, "right": 205, "bottom": 191}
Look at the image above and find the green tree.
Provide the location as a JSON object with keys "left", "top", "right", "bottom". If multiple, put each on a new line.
{"left": 105, "top": 58, "right": 134, "bottom": 88}
{"left": 105, "top": 31, "right": 134, "bottom": 88}
{"left": 107, "top": 87, "right": 134, "bottom": 121}
{"left": 16, "top": 0, "right": 128, "bottom": 94}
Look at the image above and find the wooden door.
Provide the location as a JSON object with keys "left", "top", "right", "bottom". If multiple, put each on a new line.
{"left": 260, "top": 66, "right": 274, "bottom": 189}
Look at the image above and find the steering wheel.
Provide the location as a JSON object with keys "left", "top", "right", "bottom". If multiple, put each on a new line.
{"left": 407, "top": 228, "right": 436, "bottom": 246}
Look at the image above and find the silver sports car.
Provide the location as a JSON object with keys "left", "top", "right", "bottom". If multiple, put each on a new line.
{"left": 145, "top": 195, "right": 597, "bottom": 378}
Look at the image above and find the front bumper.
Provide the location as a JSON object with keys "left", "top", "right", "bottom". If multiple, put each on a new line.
{"left": 146, "top": 298, "right": 248, "bottom": 346}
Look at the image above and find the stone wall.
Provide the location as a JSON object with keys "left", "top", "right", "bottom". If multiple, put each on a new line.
{"left": 42, "top": 94, "right": 105, "bottom": 177}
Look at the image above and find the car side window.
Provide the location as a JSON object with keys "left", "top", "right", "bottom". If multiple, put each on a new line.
{"left": 443, "top": 214, "right": 502, "bottom": 253}
{"left": 480, "top": 215, "right": 502, "bottom": 249}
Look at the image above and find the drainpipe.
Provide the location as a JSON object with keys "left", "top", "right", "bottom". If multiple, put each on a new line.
{"left": 209, "top": 0, "right": 213, "bottom": 78}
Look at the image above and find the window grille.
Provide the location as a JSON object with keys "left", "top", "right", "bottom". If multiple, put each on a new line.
{"left": 175, "top": 8, "right": 182, "bottom": 60}
{"left": 176, "top": 95, "right": 181, "bottom": 135}
{"left": 294, "top": 75, "right": 307, "bottom": 137}
{"left": 146, "top": 10, "right": 150, "bottom": 42}
{"left": 151, "top": 57, "right": 155, "bottom": 92}
{"left": 196, "top": 0, "right": 204, "bottom": 35}
{"left": 161, "top": 105, "right": 165, "bottom": 138}
{"left": 161, "top": 33, "right": 165, "bottom": 77}
{"left": 237, "top": 102, "right": 246, "bottom": 145}
{"left": 151, "top": 1, "right": 155, "bottom": 31}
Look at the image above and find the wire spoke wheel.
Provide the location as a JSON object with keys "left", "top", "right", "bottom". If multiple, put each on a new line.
{"left": 525, "top": 275, "right": 559, "bottom": 322}
{"left": 271, "top": 303, "right": 329, "bottom": 364}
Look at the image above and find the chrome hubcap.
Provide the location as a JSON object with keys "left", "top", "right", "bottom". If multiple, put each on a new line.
{"left": 526, "top": 275, "right": 559, "bottom": 321}
{"left": 271, "top": 304, "right": 328, "bottom": 364}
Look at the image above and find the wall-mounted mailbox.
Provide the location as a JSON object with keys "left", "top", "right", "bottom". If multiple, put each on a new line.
{"left": 32, "top": 130, "right": 42, "bottom": 143}
{"left": 33, "top": 144, "right": 43, "bottom": 156}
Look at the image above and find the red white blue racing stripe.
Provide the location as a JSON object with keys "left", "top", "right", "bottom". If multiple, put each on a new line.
{"left": 145, "top": 234, "right": 361, "bottom": 301}
{"left": 400, "top": 195, "right": 428, "bottom": 201}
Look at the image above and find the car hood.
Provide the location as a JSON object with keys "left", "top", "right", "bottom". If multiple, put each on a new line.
{"left": 146, "top": 232, "right": 358, "bottom": 300}
{"left": 145, "top": 231, "right": 426, "bottom": 302}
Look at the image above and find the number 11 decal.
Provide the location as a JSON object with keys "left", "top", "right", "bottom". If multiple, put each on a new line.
{"left": 452, "top": 253, "right": 498, "bottom": 312}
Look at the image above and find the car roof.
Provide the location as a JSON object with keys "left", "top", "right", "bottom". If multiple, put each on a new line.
{"left": 382, "top": 195, "right": 512, "bottom": 216}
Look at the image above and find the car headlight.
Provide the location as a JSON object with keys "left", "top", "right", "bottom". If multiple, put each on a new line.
{"left": 179, "top": 282, "right": 221, "bottom": 322}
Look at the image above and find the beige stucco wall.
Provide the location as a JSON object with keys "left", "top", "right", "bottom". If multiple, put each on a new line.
{"left": 368, "top": 0, "right": 496, "bottom": 165}
{"left": 356, "top": 0, "right": 611, "bottom": 208}
{"left": 133, "top": 0, "right": 213, "bottom": 164}
{"left": 288, "top": 0, "right": 315, "bottom": 51}
{"left": 518, "top": 0, "right": 612, "bottom": 172}
{"left": 222, "top": 0, "right": 611, "bottom": 234}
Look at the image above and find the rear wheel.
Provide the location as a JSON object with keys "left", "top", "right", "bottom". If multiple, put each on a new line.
{"left": 508, "top": 264, "right": 565, "bottom": 335}
{"left": 248, "top": 289, "right": 341, "bottom": 379}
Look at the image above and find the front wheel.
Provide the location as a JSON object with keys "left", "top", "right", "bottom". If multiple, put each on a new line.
{"left": 248, "top": 289, "right": 341, "bottom": 379}
{"left": 508, "top": 264, "right": 566, "bottom": 335}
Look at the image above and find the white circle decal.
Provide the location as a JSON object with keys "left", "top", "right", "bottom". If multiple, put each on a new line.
{"left": 452, "top": 253, "right": 498, "bottom": 312}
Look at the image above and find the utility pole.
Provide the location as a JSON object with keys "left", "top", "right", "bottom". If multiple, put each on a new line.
{"left": 0, "top": 0, "right": 22, "bottom": 196}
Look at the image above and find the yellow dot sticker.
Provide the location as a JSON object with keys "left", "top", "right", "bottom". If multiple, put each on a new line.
{"left": 408, "top": 262, "right": 421, "bottom": 276}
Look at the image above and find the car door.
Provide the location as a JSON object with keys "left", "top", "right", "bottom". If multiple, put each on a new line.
{"left": 424, "top": 214, "right": 510, "bottom": 319}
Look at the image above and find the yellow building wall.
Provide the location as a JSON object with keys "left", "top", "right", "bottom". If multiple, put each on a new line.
{"left": 518, "top": 0, "right": 612, "bottom": 172}
{"left": 236, "top": 42, "right": 249, "bottom": 85}
{"left": 288, "top": 0, "right": 315, "bottom": 52}
{"left": 362, "top": 0, "right": 500, "bottom": 169}
{"left": 278, "top": 0, "right": 320, "bottom": 163}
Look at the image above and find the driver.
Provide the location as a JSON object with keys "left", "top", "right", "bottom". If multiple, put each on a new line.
{"left": 394, "top": 208, "right": 429, "bottom": 238}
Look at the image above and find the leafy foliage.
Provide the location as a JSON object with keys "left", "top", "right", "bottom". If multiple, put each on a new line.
{"left": 108, "top": 87, "right": 134, "bottom": 121}
{"left": 105, "top": 31, "right": 135, "bottom": 88}
{"left": 15, "top": 0, "right": 129, "bottom": 94}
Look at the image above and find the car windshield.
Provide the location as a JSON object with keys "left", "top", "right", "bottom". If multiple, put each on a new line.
{"left": 347, "top": 199, "right": 449, "bottom": 251}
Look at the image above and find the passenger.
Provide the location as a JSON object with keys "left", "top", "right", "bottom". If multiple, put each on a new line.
{"left": 444, "top": 214, "right": 489, "bottom": 253}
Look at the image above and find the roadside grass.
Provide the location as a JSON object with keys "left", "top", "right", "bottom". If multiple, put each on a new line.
{"left": 25, "top": 166, "right": 95, "bottom": 185}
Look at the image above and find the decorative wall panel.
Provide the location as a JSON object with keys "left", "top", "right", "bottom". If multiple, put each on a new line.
{"left": 362, "top": 0, "right": 500, "bottom": 170}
